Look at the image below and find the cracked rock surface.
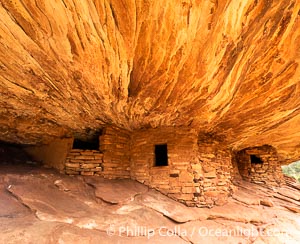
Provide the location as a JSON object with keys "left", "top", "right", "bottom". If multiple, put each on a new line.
{"left": 1, "top": 164, "right": 300, "bottom": 243}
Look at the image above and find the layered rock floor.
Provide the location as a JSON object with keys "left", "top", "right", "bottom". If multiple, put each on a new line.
{"left": 1, "top": 163, "right": 300, "bottom": 244}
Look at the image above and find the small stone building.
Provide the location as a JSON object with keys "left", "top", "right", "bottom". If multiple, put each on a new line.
{"left": 63, "top": 126, "right": 235, "bottom": 207}
{"left": 235, "top": 145, "right": 284, "bottom": 186}
{"left": 65, "top": 127, "right": 130, "bottom": 179}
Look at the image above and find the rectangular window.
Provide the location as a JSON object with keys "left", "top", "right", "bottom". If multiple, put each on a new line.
{"left": 154, "top": 144, "right": 168, "bottom": 166}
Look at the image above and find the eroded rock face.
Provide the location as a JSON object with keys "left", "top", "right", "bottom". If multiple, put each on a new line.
{"left": 0, "top": 1, "right": 300, "bottom": 159}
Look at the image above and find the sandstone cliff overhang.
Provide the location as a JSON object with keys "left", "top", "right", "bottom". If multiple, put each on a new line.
{"left": 0, "top": 0, "right": 300, "bottom": 161}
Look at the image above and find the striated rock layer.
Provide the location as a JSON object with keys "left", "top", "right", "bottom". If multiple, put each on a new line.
{"left": 0, "top": 0, "right": 300, "bottom": 161}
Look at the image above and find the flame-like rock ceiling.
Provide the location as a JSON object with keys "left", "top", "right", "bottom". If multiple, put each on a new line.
{"left": 0, "top": 0, "right": 300, "bottom": 160}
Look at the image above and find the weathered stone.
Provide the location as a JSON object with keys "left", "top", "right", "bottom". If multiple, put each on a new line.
{"left": 81, "top": 171, "right": 94, "bottom": 176}
{"left": 81, "top": 164, "right": 100, "bottom": 169}
{"left": 74, "top": 155, "right": 95, "bottom": 160}
{"left": 236, "top": 146, "right": 284, "bottom": 187}
{"left": 179, "top": 172, "right": 194, "bottom": 182}
{"left": 84, "top": 160, "right": 102, "bottom": 164}
{"left": 217, "top": 181, "right": 227, "bottom": 186}
{"left": 181, "top": 187, "right": 195, "bottom": 194}
{"left": 65, "top": 163, "right": 80, "bottom": 168}
{"left": 1, "top": 0, "right": 298, "bottom": 210}
{"left": 79, "top": 151, "right": 95, "bottom": 155}
{"left": 191, "top": 163, "right": 202, "bottom": 171}
{"left": 283, "top": 205, "right": 300, "bottom": 213}
{"left": 93, "top": 155, "right": 103, "bottom": 159}
{"left": 67, "top": 153, "right": 80, "bottom": 156}
{"left": 64, "top": 149, "right": 103, "bottom": 175}
{"left": 204, "top": 171, "right": 217, "bottom": 179}
{"left": 90, "top": 168, "right": 102, "bottom": 172}
{"left": 260, "top": 199, "right": 274, "bottom": 207}
{"left": 278, "top": 189, "right": 300, "bottom": 201}
{"left": 69, "top": 159, "right": 84, "bottom": 163}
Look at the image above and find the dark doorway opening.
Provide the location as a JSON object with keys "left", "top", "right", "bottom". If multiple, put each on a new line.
{"left": 154, "top": 144, "right": 168, "bottom": 166}
{"left": 250, "top": 155, "right": 263, "bottom": 164}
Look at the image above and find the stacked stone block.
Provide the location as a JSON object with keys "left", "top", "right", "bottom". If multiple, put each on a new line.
{"left": 236, "top": 145, "right": 284, "bottom": 186}
{"left": 195, "top": 143, "right": 233, "bottom": 207}
{"left": 99, "top": 126, "right": 131, "bottom": 179}
{"left": 65, "top": 149, "right": 103, "bottom": 176}
{"left": 130, "top": 127, "right": 233, "bottom": 207}
{"left": 130, "top": 127, "right": 199, "bottom": 204}
{"left": 63, "top": 126, "right": 285, "bottom": 207}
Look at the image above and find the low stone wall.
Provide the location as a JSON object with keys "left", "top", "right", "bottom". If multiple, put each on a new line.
{"left": 130, "top": 127, "right": 233, "bottom": 207}
{"left": 63, "top": 126, "right": 284, "bottom": 208}
{"left": 196, "top": 142, "right": 233, "bottom": 207}
{"left": 65, "top": 149, "right": 103, "bottom": 176}
{"left": 130, "top": 127, "right": 199, "bottom": 205}
{"left": 236, "top": 145, "right": 284, "bottom": 186}
{"left": 99, "top": 126, "right": 131, "bottom": 179}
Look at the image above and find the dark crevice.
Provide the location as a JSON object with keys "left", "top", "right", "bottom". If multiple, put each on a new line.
{"left": 110, "top": 3, "right": 119, "bottom": 31}
{"left": 61, "top": 0, "right": 67, "bottom": 8}
{"left": 128, "top": 70, "right": 134, "bottom": 97}
{"left": 6, "top": 187, "right": 38, "bottom": 217}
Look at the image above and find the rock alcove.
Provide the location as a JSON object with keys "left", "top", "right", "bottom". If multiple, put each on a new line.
{"left": 0, "top": 0, "right": 300, "bottom": 207}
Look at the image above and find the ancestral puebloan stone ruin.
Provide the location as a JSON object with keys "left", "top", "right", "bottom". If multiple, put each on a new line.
{"left": 1, "top": 0, "right": 300, "bottom": 208}
{"left": 23, "top": 125, "right": 286, "bottom": 208}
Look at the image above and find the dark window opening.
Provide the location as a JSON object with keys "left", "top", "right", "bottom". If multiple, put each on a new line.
{"left": 250, "top": 155, "right": 263, "bottom": 164}
{"left": 73, "top": 138, "right": 99, "bottom": 150}
{"left": 154, "top": 144, "right": 168, "bottom": 166}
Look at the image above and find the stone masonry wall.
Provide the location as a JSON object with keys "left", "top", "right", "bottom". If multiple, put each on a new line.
{"left": 63, "top": 126, "right": 234, "bottom": 207}
{"left": 65, "top": 149, "right": 103, "bottom": 176}
{"left": 236, "top": 145, "right": 284, "bottom": 186}
{"left": 196, "top": 139, "right": 233, "bottom": 207}
{"left": 130, "top": 127, "right": 234, "bottom": 207}
{"left": 62, "top": 126, "right": 285, "bottom": 207}
{"left": 130, "top": 127, "right": 199, "bottom": 206}
{"left": 99, "top": 126, "right": 131, "bottom": 179}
